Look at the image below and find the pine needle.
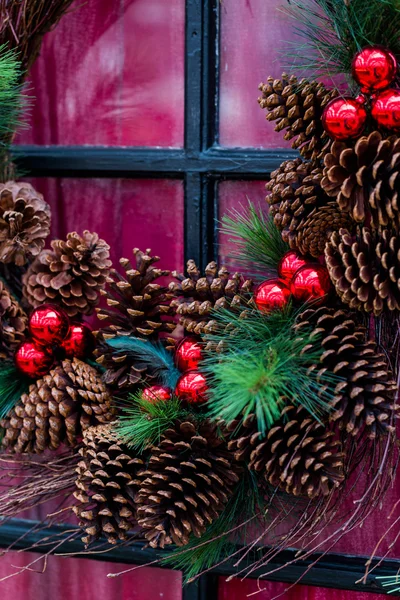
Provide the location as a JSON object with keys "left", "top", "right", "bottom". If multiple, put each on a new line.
{"left": 376, "top": 575, "right": 400, "bottom": 594}
{"left": 0, "top": 361, "right": 30, "bottom": 419}
{"left": 221, "top": 202, "right": 289, "bottom": 279}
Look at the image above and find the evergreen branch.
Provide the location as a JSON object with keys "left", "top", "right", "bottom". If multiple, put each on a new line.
{"left": 221, "top": 202, "right": 288, "bottom": 279}
{"left": 376, "top": 575, "right": 400, "bottom": 594}
{"left": 0, "top": 361, "right": 30, "bottom": 419}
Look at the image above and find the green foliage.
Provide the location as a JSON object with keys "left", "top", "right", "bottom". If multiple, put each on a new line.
{"left": 117, "top": 393, "right": 188, "bottom": 452}
{"left": 376, "top": 575, "right": 400, "bottom": 594}
{"left": 0, "top": 46, "right": 28, "bottom": 158}
{"left": 162, "top": 470, "right": 264, "bottom": 582}
{"left": 0, "top": 361, "right": 30, "bottom": 419}
{"left": 221, "top": 203, "right": 289, "bottom": 279}
{"left": 283, "top": 0, "right": 400, "bottom": 80}
{"left": 204, "top": 306, "right": 340, "bottom": 435}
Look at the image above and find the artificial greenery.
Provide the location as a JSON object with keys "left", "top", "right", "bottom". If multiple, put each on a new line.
{"left": 0, "top": 361, "right": 30, "bottom": 419}
{"left": 0, "top": 46, "right": 27, "bottom": 155}
{"left": 203, "top": 305, "right": 340, "bottom": 435}
{"left": 283, "top": 0, "right": 400, "bottom": 80}
{"left": 221, "top": 203, "right": 289, "bottom": 279}
{"left": 376, "top": 575, "right": 400, "bottom": 594}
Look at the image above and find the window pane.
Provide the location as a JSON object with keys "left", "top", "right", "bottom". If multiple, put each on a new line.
{"left": 219, "top": 0, "right": 291, "bottom": 148}
{"left": 17, "top": 0, "right": 185, "bottom": 147}
{"left": 27, "top": 178, "right": 184, "bottom": 272}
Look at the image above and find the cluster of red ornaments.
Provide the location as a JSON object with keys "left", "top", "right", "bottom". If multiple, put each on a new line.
{"left": 142, "top": 338, "right": 208, "bottom": 406}
{"left": 254, "top": 251, "right": 332, "bottom": 313}
{"left": 323, "top": 47, "right": 400, "bottom": 140}
{"left": 15, "top": 304, "right": 94, "bottom": 378}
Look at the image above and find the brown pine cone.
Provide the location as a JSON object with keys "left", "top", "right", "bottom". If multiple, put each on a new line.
{"left": 294, "top": 306, "right": 398, "bottom": 439}
{"left": 325, "top": 227, "right": 400, "bottom": 314}
{"left": 94, "top": 248, "right": 176, "bottom": 389}
{"left": 321, "top": 132, "right": 400, "bottom": 228}
{"left": 258, "top": 74, "right": 338, "bottom": 162}
{"left": 73, "top": 424, "right": 143, "bottom": 546}
{"left": 295, "top": 202, "right": 353, "bottom": 257}
{"left": 227, "top": 406, "right": 344, "bottom": 499}
{"left": 22, "top": 231, "right": 111, "bottom": 317}
{"left": 0, "top": 279, "right": 27, "bottom": 358}
{"left": 0, "top": 182, "right": 51, "bottom": 266}
{"left": 169, "top": 260, "right": 253, "bottom": 337}
{"left": 1, "top": 358, "right": 115, "bottom": 453}
{"left": 135, "top": 418, "right": 240, "bottom": 548}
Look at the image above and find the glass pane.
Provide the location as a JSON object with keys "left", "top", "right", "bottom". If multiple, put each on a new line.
{"left": 27, "top": 178, "right": 184, "bottom": 272}
{"left": 219, "top": 0, "right": 291, "bottom": 148}
{"left": 17, "top": 0, "right": 185, "bottom": 147}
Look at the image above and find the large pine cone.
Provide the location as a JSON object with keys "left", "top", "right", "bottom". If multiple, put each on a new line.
{"left": 0, "top": 279, "right": 27, "bottom": 358}
{"left": 1, "top": 358, "right": 115, "bottom": 453}
{"left": 258, "top": 74, "right": 338, "bottom": 162}
{"left": 227, "top": 406, "right": 344, "bottom": 499}
{"left": 0, "top": 182, "right": 51, "bottom": 266}
{"left": 325, "top": 227, "right": 400, "bottom": 314}
{"left": 94, "top": 248, "right": 176, "bottom": 389}
{"left": 321, "top": 132, "right": 400, "bottom": 228}
{"left": 22, "top": 231, "right": 111, "bottom": 317}
{"left": 73, "top": 424, "right": 143, "bottom": 546}
{"left": 169, "top": 260, "right": 253, "bottom": 336}
{"left": 135, "top": 418, "right": 240, "bottom": 548}
{"left": 295, "top": 306, "right": 398, "bottom": 439}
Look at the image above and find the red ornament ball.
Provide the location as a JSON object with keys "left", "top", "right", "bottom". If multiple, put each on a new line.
{"left": 61, "top": 323, "right": 95, "bottom": 359}
{"left": 278, "top": 251, "right": 310, "bottom": 283}
{"left": 175, "top": 338, "right": 203, "bottom": 372}
{"left": 29, "top": 304, "right": 69, "bottom": 347}
{"left": 290, "top": 265, "right": 332, "bottom": 305}
{"left": 15, "top": 341, "right": 54, "bottom": 378}
{"left": 141, "top": 385, "right": 171, "bottom": 404}
{"left": 254, "top": 279, "right": 291, "bottom": 314}
{"left": 371, "top": 88, "right": 400, "bottom": 130}
{"left": 175, "top": 371, "right": 208, "bottom": 404}
{"left": 322, "top": 97, "right": 367, "bottom": 140}
{"left": 352, "top": 47, "right": 397, "bottom": 92}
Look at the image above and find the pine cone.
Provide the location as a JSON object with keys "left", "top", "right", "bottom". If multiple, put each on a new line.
{"left": 0, "top": 279, "right": 27, "bottom": 358}
{"left": 227, "top": 406, "right": 344, "bottom": 499}
{"left": 294, "top": 306, "right": 398, "bottom": 438}
{"left": 0, "top": 181, "right": 51, "bottom": 266}
{"left": 22, "top": 231, "right": 111, "bottom": 317}
{"left": 295, "top": 202, "right": 353, "bottom": 257}
{"left": 135, "top": 418, "right": 240, "bottom": 548}
{"left": 169, "top": 260, "right": 253, "bottom": 336}
{"left": 1, "top": 358, "right": 115, "bottom": 453}
{"left": 94, "top": 248, "right": 176, "bottom": 389}
{"left": 73, "top": 424, "right": 143, "bottom": 546}
{"left": 325, "top": 227, "right": 400, "bottom": 314}
{"left": 258, "top": 74, "right": 338, "bottom": 162}
{"left": 321, "top": 132, "right": 400, "bottom": 228}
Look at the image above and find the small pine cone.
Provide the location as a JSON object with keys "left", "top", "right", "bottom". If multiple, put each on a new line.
{"left": 294, "top": 202, "right": 353, "bottom": 258}
{"left": 135, "top": 418, "right": 240, "bottom": 548}
{"left": 0, "top": 181, "right": 51, "bottom": 266}
{"left": 169, "top": 260, "right": 253, "bottom": 336}
{"left": 0, "top": 279, "right": 28, "bottom": 358}
{"left": 1, "top": 358, "right": 115, "bottom": 453}
{"left": 325, "top": 227, "right": 400, "bottom": 314}
{"left": 94, "top": 248, "right": 176, "bottom": 389}
{"left": 294, "top": 306, "right": 398, "bottom": 439}
{"left": 73, "top": 424, "right": 144, "bottom": 546}
{"left": 227, "top": 406, "right": 345, "bottom": 499}
{"left": 321, "top": 132, "right": 400, "bottom": 228}
{"left": 22, "top": 231, "right": 111, "bottom": 317}
{"left": 258, "top": 74, "right": 338, "bottom": 161}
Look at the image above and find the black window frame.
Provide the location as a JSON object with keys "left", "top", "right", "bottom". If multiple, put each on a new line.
{"left": 8, "top": 0, "right": 399, "bottom": 597}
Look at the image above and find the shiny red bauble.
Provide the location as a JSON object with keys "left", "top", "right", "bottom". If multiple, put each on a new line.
{"left": 371, "top": 88, "right": 400, "bottom": 130}
{"left": 352, "top": 47, "right": 397, "bottom": 92}
{"left": 277, "top": 251, "right": 310, "bottom": 283}
{"left": 254, "top": 279, "right": 291, "bottom": 313}
{"left": 15, "top": 341, "right": 54, "bottom": 378}
{"left": 290, "top": 265, "right": 332, "bottom": 305}
{"left": 29, "top": 304, "right": 70, "bottom": 347}
{"left": 175, "top": 338, "right": 203, "bottom": 372}
{"left": 141, "top": 385, "right": 172, "bottom": 404}
{"left": 322, "top": 97, "right": 367, "bottom": 140}
{"left": 61, "top": 323, "right": 95, "bottom": 359}
{"left": 175, "top": 371, "right": 208, "bottom": 404}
